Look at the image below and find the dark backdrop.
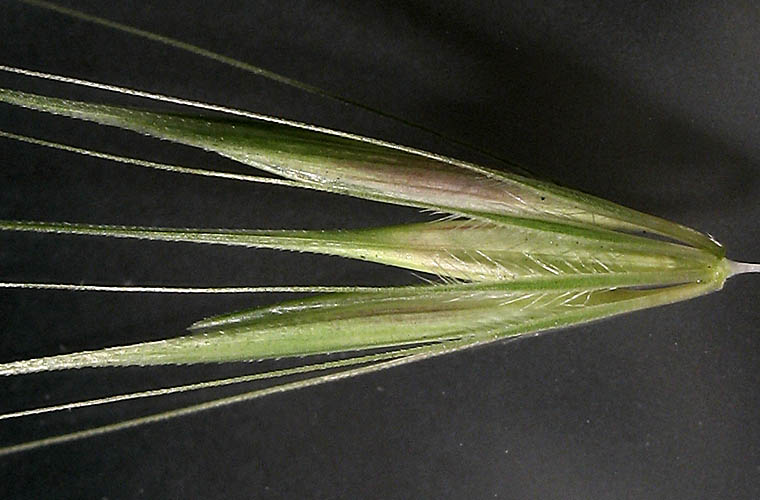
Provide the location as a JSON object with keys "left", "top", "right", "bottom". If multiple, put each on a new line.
{"left": 1, "top": 1, "right": 759, "bottom": 499}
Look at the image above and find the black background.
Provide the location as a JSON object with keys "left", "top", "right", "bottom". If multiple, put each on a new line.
{"left": 1, "top": 1, "right": 759, "bottom": 498}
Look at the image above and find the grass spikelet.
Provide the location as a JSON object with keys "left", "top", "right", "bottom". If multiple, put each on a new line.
{"left": 0, "top": 6, "right": 757, "bottom": 492}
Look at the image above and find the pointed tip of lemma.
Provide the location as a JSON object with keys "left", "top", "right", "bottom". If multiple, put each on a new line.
{"left": 727, "top": 260, "right": 760, "bottom": 277}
